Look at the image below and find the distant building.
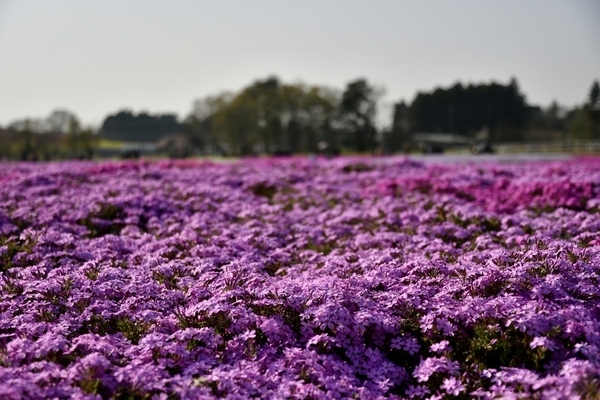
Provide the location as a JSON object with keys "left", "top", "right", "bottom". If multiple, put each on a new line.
{"left": 156, "top": 134, "right": 193, "bottom": 158}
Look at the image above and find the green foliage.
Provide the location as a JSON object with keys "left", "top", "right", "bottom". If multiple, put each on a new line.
{"left": 0, "top": 234, "right": 38, "bottom": 272}
{"left": 250, "top": 303, "right": 302, "bottom": 335}
{"left": 35, "top": 308, "right": 59, "bottom": 323}
{"left": 303, "top": 239, "right": 338, "bottom": 255}
{"left": 586, "top": 80, "right": 600, "bottom": 140}
{"left": 1, "top": 274, "right": 23, "bottom": 296}
{"left": 45, "top": 351, "right": 76, "bottom": 367}
{"left": 189, "top": 76, "right": 339, "bottom": 155}
{"left": 113, "top": 388, "right": 154, "bottom": 400}
{"left": 84, "top": 264, "right": 101, "bottom": 281}
{"left": 481, "top": 216, "right": 501, "bottom": 232}
{"left": 264, "top": 260, "right": 285, "bottom": 277}
{"left": 115, "top": 317, "right": 150, "bottom": 344}
{"left": 100, "top": 111, "right": 180, "bottom": 143}
{"left": 152, "top": 270, "right": 179, "bottom": 290}
{"left": 338, "top": 79, "right": 379, "bottom": 153}
{"left": 66, "top": 116, "right": 95, "bottom": 159}
{"left": 453, "top": 321, "right": 550, "bottom": 371}
{"left": 177, "top": 310, "right": 232, "bottom": 338}
{"left": 77, "top": 203, "right": 125, "bottom": 238}
{"left": 81, "top": 315, "right": 150, "bottom": 344}
{"left": 576, "top": 378, "right": 600, "bottom": 400}
{"left": 0, "top": 109, "right": 97, "bottom": 161}
{"left": 385, "top": 101, "right": 411, "bottom": 153}
{"left": 250, "top": 182, "right": 277, "bottom": 200}
{"left": 77, "top": 378, "right": 103, "bottom": 395}
{"left": 342, "top": 163, "right": 375, "bottom": 173}
{"left": 193, "top": 378, "right": 227, "bottom": 397}
{"left": 408, "top": 79, "right": 528, "bottom": 142}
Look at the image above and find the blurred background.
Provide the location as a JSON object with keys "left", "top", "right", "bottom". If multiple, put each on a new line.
{"left": 0, "top": 0, "right": 598, "bottom": 160}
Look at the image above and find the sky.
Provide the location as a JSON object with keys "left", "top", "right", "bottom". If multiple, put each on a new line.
{"left": 0, "top": 0, "right": 599, "bottom": 128}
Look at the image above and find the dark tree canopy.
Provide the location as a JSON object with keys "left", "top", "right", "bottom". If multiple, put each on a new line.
{"left": 589, "top": 81, "right": 600, "bottom": 110}
{"left": 385, "top": 101, "right": 410, "bottom": 152}
{"left": 3, "top": 75, "right": 600, "bottom": 160}
{"left": 587, "top": 80, "right": 600, "bottom": 138}
{"left": 187, "top": 76, "right": 339, "bottom": 155}
{"left": 338, "top": 79, "right": 379, "bottom": 152}
{"left": 408, "top": 79, "right": 529, "bottom": 142}
{"left": 100, "top": 111, "right": 181, "bottom": 142}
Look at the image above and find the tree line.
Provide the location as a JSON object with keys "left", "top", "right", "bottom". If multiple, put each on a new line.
{"left": 180, "top": 77, "right": 383, "bottom": 156}
{"left": 1, "top": 77, "right": 599, "bottom": 159}
{"left": 0, "top": 110, "right": 96, "bottom": 161}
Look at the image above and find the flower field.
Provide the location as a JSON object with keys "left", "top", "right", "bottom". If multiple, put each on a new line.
{"left": 1, "top": 157, "right": 600, "bottom": 399}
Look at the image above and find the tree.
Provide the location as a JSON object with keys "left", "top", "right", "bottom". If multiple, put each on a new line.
{"left": 99, "top": 111, "right": 181, "bottom": 142}
{"left": 408, "top": 79, "right": 529, "bottom": 142}
{"left": 337, "top": 79, "right": 379, "bottom": 153}
{"left": 525, "top": 101, "right": 569, "bottom": 141}
{"left": 589, "top": 81, "right": 600, "bottom": 109}
{"left": 8, "top": 117, "right": 49, "bottom": 133}
{"left": 184, "top": 92, "right": 233, "bottom": 154}
{"left": 385, "top": 101, "right": 410, "bottom": 153}
{"left": 47, "top": 109, "right": 76, "bottom": 133}
{"left": 191, "top": 77, "right": 339, "bottom": 155}
{"left": 66, "top": 116, "right": 82, "bottom": 156}
{"left": 190, "top": 93, "right": 234, "bottom": 121}
{"left": 587, "top": 80, "right": 600, "bottom": 139}
{"left": 7, "top": 110, "right": 78, "bottom": 135}
{"left": 569, "top": 80, "right": 600, "bottom": 140}
{"left": 296, "top": 85, "right": 339, "bottom": 152}
{"left": 65, "top": 116, "right": 95, "bottom": 159}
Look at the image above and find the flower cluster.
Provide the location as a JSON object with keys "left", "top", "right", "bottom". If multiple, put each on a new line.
{"left": 1, "top": 156, "right": 600, "bottom": 399}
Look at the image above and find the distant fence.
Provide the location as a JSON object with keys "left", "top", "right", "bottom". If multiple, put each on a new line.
{"left": 495, "top": 140, "right": 600, "bottom": 154}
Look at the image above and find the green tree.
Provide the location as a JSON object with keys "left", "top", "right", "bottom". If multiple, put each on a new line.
{"left": 337, "top": 79, "right": 379, "bottom": 153}
{"left": 65, "top": 116, "right": 95, "bottom": 159}
{"left": 568, "top": 109, "right": 592, "bottom": 140}
{"left": 587, "top": 80, "right": 600, "bottom": 139}
{"left": 19, "top": 121, "right": 36, "bottom": 160}
{"left": 408, "top": 79, "right": 529, "bottom": 142}
{"left": 66, "top": 116, "right": 81, "bottom": 153}
{"left": 283, "top": 84, "right": 338, "bottom": 153}
{"left": 525, "top": 101, "right": 569, "bottom": 141}
{"left": 184, "top": 92, "right": 233, "bottom": 154}
{"left": 99, "top": 111, "right": 181, "bottom": 143}
{"left": 47, "top": 109, "right": 76, "bottom": 133}
{"left": 568, "top": 80, "right": 600, "bottom": 140}
{"left": 386, "top": 101, "right": 410, "bottom": 153}
{"left": 191, "top": 77, "right": 339, "bottom": 155}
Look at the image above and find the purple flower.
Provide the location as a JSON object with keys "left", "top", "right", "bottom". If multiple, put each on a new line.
{"left": 530, "top": 336, "right": 556, "bottom": 351}
{"left": 430, "top": 340, "right": 450, "bottom": 353}
{"left": 414, "top": 357, "right": 460, "bottom": 382}
{"left": 405, "top": 385, "right": 430, "bottom": 398}
{"left": 441, "top": 377, "right": 465, "bottom": 396}
{"left": 1, "top": 158, "right": 600, "bottom": 398}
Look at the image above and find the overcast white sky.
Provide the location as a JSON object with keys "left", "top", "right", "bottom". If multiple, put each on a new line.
{"left": 0, "top": 0, "right": 598, "bottom": 128}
